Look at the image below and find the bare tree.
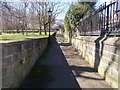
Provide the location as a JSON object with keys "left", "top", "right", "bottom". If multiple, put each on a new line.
{"left": 1, "top": 1, "right": 68, "bottom": 35}
{"left": 23, "top": 2, "right": 28, "bottom": 35}
{"left": 35, "top": 2, "right": 43, "bottom": 35}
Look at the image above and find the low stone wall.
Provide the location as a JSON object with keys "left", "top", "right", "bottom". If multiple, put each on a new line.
{"left": 1, "top": 37, "right": 48, "bottom": 88}
{"left": 64, "top": 33, "right": 119, "bottom": 89}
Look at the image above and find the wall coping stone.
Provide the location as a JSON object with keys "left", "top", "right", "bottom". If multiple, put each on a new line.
{"left": 0, "top": 37, "right": 49, "bottom": 45}
{"left": 75, "top": 36, "right": 120, "bottom": 47}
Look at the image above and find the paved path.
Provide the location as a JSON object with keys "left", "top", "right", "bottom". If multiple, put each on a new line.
{"left": 21, "top": 33, "right": 111, "bottom": 88}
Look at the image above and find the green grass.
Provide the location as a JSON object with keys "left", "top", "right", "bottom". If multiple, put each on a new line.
{"left": 0, "top": 32, "right": 54, "bottom": 41}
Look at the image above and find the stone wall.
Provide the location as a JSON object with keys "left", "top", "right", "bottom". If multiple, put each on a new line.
{"left": 64, "top": 33, "right": 120, "bottom": 89}
{"left": 1, "top": 37, "right": 48, "bottom": 88}
{"left": 0, "top": 43, "right": 2, "bottom": 89}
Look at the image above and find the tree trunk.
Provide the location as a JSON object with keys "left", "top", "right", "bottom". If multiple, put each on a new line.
{"left": 33, "top": 24, "right": 35, "bottom": 34}
{"left": 22, "top": 27, "right": 24, "bottom": 35}
{"left": 25, "top": 26, "right": 28, "bottom": 35}
{"left": 22, "top": 30, "right": 24, "bottom": 35}
{"left": 24, "top": 2, "right": 28, "bottom": 36}
{"left": 39, "top": 26, "right": 42, "bottom": 35}
{"left": 44, "top": 24, "right": 47, "bottom": 35}
{"left": 38, "top": 16, "right": 42, "bottom": 35}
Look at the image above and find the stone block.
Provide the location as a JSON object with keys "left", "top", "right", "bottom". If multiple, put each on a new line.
{"left": 71, "top": 36, "right": 120, "bottom": 89}
{"left": 1, "top": 35, "right": 51, "bottom": 88}
{"left": 106, "top": 72, "right": 118, "bottom": 88}
{"left": 118, "top": 68, "right": 120, "bottom": 90}
{"left": 2, "top": 76, "right": 14, "bottom": 87}
{"left": 89, "top": 58, "right": 94, "bottom": 67}
{"left": 102, "top": 50, "right": 118, "bottom": 63}
{"left": 2, "top": 46, "right": 14, "bottom": 57}
{"left": 100, "top": 57, "right": 118, "bottom": 72}
{"left": 2, "top": 55, "right": 13, "bottom": 67}
{"left": 2, "top": 65, "right": 15, "bottom": 79}
{"left": 99, "top": 61, "right": 118, "bottom": 79}
{"left": 15, "top": 44, "right": 21, "bottom": 53}
{"left": 98, "top": 66, "right": 105, "bottom": 77}
{"left": 21, "top": 50, "right": 27, "bottom": 59}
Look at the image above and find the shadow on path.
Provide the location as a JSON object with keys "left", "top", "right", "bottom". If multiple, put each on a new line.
{"left": 20, "top": 34, "right": 111, "bottom": 88}
{"left": 20, "top": 35, "right": 80, "bottom": 88}
{"left": 70, "top": 66, "right": 104, "bottom": 80}
{"left": 59, "top": 42, "right": 72, "bottom": 46}
{"left": 56, "top": 34, "right": 111, "bottom": 88}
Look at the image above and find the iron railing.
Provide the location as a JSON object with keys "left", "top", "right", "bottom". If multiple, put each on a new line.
{"left": 78, "top": 0, "right": 120, "bottom": 36}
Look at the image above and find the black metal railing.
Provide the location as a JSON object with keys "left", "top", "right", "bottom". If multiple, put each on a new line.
{"left": 78, "top": 0, "right": 120, "bottom": 36}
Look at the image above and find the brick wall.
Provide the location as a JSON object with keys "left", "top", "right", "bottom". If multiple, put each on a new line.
{"left": 1, "top": 37, "right": 48, "bottom": 88}
{"left": 64, "top": 34, "right": 120, "bottom": 89}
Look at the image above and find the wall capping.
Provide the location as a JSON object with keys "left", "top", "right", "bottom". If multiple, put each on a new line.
{"left": 0, "top": 37, "right": 49, "bottom": 44}
{"left": 75, "top": 36, "right": 120, "bottom": 47}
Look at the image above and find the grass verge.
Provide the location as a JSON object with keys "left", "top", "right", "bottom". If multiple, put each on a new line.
{"left": 0, "top": 32, "right": 54, "bottom": 41}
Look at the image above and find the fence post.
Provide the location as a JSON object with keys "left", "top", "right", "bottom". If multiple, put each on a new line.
{"left": 106, "top": 5, "right": 109, "bottom": 35}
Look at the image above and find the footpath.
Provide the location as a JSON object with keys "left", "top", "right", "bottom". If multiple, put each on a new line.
{"left": 20, "top": 34, "right": 111, "bottom": 88}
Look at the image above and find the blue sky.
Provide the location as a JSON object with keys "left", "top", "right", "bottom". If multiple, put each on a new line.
{"left": 56, "top": 0, "right": 112, "bottom": 20}
{"left": 2, "top": 0, "right": 115, "bottom": 20}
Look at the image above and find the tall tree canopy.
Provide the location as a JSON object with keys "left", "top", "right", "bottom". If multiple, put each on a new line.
{"left": 64, "top": 2, "right": 96, "bottom": 36}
